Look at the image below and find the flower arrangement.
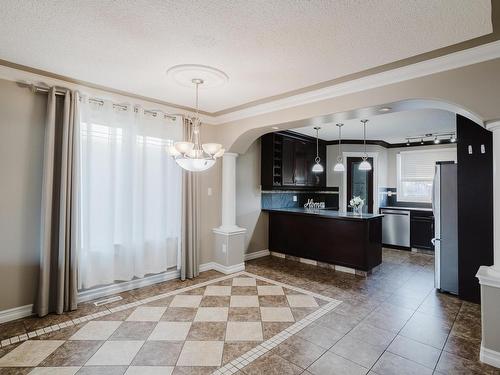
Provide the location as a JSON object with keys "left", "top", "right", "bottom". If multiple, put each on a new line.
{"left": 349, "top": 196, "right": 364, "bottom": 214}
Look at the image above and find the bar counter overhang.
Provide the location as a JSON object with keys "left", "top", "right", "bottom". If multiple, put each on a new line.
{"left": 263, "top": 207, "right": 383, "bottom": 272}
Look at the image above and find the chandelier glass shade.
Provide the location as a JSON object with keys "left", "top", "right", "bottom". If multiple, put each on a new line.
{"left": 169, "top": 79, "right": 224, "bottom": 171}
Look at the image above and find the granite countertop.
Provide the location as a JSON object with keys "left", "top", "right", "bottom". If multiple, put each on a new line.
{"left": 380, "top": 206, "right": 433, "bottom": 212}
{"left": 262, "top": 207, "right": 384, "bottom": 220}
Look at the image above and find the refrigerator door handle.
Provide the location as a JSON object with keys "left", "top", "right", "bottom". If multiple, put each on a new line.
{"left": 431, "top": 238, "right": 440, "bottom": 246}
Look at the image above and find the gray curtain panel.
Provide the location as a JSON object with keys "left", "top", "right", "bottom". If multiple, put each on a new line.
{"left": 37, "top": 88, "right": 79, "bottom": 316}
{"left": 180, "top": 118, "right": 200, "bottom": 280}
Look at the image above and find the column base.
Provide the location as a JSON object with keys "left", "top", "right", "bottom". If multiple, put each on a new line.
{"left": 476, "top": 266, "right": 500, "bottom": 368}
{"left": 211, "top": 227, "right": 247, "bottom": 274}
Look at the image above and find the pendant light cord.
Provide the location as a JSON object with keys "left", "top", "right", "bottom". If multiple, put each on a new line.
{"left": 362, "top": 119, "right": 368, "bottom": 161}
{"left": 314, "top": 127, "right": 320, "bottom": 163}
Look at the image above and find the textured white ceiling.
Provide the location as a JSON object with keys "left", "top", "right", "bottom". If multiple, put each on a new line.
{"left": 0, "top": 0, "right": 492, "bottom": 113}
{"left": 292, "top": 109, "right": 456, "bottom": 144}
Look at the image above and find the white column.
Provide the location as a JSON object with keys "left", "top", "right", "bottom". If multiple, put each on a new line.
{"left": 212, "top": 152, "right": 246, "bottom": 274}
{"left": 219, "top": 152, "right": 243, "bottom": 232}
{"left": 487, "top": 121, "right": 500, "bottom": 277}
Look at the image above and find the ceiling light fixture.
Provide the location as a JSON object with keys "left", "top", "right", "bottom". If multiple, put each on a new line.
{"left": 169, "top": 78, "right": 224, "bottom": 172}
{"left": 420, "top": 138, "right": 424, "bottom": 145}
{"left": 312, "top": 127, "right": 324, "bottom": 173}
{"left": 450, "top": 134, "right": 457, "bottom": 143}
{"left": 359, "top": 120, "right": 372, "bottom": 171}
{"left": 333, "top": 123, "right": 345, "bottom": 172}
{"left": 434, "top": 136, "right": 440, "bottom": 144}
{"left": 379, "top": 107, "right": 392, "bottom": 112}
{"left": 406, "top": 139, "right": 410, "bottom": 146}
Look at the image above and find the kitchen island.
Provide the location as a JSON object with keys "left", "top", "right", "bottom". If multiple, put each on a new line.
{"left": 263, "top": 207, "right": 383, "bottom": 273}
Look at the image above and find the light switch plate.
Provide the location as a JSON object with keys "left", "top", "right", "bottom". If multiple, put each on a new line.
{"left": 293, "top": 195, "right": 297, "bottom": 202}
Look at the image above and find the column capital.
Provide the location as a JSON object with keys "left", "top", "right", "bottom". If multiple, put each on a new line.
{"left": 486, "top": 120, "right": 500, "bottom": 132}
{"left": 223, "top": 152, "right": 239, "bottom": 159}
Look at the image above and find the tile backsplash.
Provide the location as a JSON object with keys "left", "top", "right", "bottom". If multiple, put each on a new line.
{"left": 379, "top": 187, "right": 432, "bottom": 209}
{"left": 261, "top": 188, "right": 339, "bottom": 210}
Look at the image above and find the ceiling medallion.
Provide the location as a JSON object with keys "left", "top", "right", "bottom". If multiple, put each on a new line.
{"left": 168, "top": 77, "right": 225, "bottom": 172}
{"left": 166, "top": 64, "right": 229, "bottom": 88}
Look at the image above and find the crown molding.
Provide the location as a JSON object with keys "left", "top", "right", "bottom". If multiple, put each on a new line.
{"left": 213, "top": 40, "right": 500, "bottom": 124}
{"left": 1, "top": 40, "right": 500, "bottom": 126}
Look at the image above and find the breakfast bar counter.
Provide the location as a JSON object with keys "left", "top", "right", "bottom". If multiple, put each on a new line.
{"left": 263, "top": 208, "right": 383, "bottom": 272}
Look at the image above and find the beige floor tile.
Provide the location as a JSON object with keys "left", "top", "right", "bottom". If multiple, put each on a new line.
{"left": 126, "top": 307, "right": 167, "bottom": 322}
{"left": 232, "top": 277, "right": 257, "bottom": 287}
{"left": 286, "top": 294, "right": 319, "bottom": 308}
{"left": 331, "top": 335, "right": 385, "bottom": 368}
{"left": 125, "top": 366, "right": 174, "bottom": 375}
{"left": 260, "top": 307, "right": 294, "bottom": 322}
{"left": 148, "top": 322, "right": 192, "bottom": 341}
{"left": 193, "top": 307, "right": 229, "bottom": 322}
{"left": 230, "top": 295, "right": 259, "bottom": 307}
{"left": 76, "top": 365, "right": 128, "bottom": 374}
{"left": 204, "top": 286, "right": 232, "bottom": 296}
{"left": 85, "top": 340, "right": 144, "bottom": 366}
{"left": 387, "top": 335, "right": 441, "bottom": 369}
{"left": 308, "top": 351, "right": 368, "bottom": 375}
{"left": 372, "top": 351, "right": 433, "bottom": 375}
{"left": 225, "top": 322, "right": 263, "bottom": 341}
{"left": 29, "top": 367, "right": 80, "bottom": 375}
{"left": 170, "top": 295, "right": 203, "bottom": 308}
{"left": 176, "top": 341, "right": 224, "bottom": 367}
{"left": 0, "top": 340, "right": 64, "bottom": 367}
{"left": 257, "top": 286, "right": 284, "bottom": 296}
{"left": 69, "top": 321, "right": 122, "bottom": 341}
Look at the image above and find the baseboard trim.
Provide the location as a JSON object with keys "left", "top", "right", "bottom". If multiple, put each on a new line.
{"left": 0, "top": 304, "right": 34, "bottom": 324}
{"left": 244, "top": 249, "right": 270, "bottom": 261}
{"left": 480, "top": 344, "right": 500, "bottom": 368}
{"left": 77, "top": 269, "right": 180, "bottom": 303}
{"left": 199, "top": 262, "right": 246, "bottom": 274}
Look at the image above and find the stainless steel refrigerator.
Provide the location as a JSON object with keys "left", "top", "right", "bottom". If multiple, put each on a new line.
{"left": 432, "top": 161, "right": 458, "bottom": 294}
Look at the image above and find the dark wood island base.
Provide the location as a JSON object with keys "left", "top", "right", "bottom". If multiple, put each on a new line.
{"left": 264, "top": 208, "right": 383, "bottom": 272}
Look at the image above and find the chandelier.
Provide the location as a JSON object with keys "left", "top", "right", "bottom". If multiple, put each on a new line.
{"left": 169, "top": 78, "right": 224, "bottom": 171}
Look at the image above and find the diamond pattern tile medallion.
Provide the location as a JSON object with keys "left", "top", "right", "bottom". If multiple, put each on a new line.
{"left": 0, "top": 271, "right": 341, "bottom": 375}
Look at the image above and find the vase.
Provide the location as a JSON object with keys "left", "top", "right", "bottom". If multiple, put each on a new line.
{"left": 353, "top": 205, "right": 363, "bottom": 215}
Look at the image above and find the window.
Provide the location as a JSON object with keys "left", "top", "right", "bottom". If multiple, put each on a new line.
{"left": 397, "top": 148, "right": 456, "bottom": 203}
{"left": 78, "top": 102, "right": 183, "bottom": 290}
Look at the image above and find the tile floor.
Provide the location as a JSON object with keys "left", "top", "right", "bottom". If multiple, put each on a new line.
{"left": 1, "top": 249, "right": 499, "bottom": 374}
{"left": 0, "top": 272, "right": 337, "bottom": 375}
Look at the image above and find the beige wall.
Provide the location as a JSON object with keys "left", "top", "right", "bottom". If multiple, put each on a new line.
{"left": 235, "top": 139, "right": 268, "bottom": 255}
{"left": 221, "top": 59, "right": 500, "bottom": 154}
{"left": 198, "top": 124, "right": 222, "bottom": 264}
{"left": 0, "top": 78, "right": 222, "bottom": 312}
{"left": 0, "top": 79, "right": 46, "bottom": 311}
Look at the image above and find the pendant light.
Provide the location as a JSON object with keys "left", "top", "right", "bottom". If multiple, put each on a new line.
{"left": 358, "top": 119, "right": 372, "bottom": 171}
{"left": 169, "top": 78, "right": 224, "bottom": 172}
{"left": 333, "top": 123, "right": 345, "bottom": 172}
{"left": 312, "top": 127, "right": 324, "bottom": 173}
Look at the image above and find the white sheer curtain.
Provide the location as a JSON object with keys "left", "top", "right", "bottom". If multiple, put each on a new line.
{"left": 78, "top": 99, "right": 182, "bottom": 290}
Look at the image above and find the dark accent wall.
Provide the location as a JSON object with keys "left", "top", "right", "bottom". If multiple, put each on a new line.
{"left": 456, "top": 114, "right": 493, "bottom": 303}
{"left": 261, "top": 189, "right": 339, "bottom": 210}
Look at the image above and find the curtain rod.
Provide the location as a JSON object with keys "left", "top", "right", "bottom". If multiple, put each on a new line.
{"left": 19, "top": 82, "right": 179, "bottom": 121}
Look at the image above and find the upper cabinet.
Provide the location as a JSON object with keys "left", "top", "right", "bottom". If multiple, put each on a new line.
{"left": 261, "top": 131, "right": 326, "bottom": 190}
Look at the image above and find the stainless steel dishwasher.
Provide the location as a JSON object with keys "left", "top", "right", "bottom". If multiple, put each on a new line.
{"left": 381, "top": 209, "right": 410, "bottom": 248}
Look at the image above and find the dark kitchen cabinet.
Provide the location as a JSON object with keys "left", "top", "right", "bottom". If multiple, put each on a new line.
{"left": 261, "top": 131, "right": 326, "bottom": 190}
{"left": 410, "top": 210, "right": 434, "bottom": 250}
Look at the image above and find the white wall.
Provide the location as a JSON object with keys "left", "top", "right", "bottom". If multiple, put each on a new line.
{"left": 235, "top": 139, "right": 269, "bottom": 254}
{"left": 386, "top": 143, "right": 457, "bottom": 187}
{"left": 327, "top": 143, "right": 457, "bottom": 209}
{"left": 327, "top": 144, "right": 388, "bottom": 210}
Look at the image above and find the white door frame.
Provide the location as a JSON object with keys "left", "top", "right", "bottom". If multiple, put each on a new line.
{"left": 342, "top": 152, "right": 379, "bottom": 213}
